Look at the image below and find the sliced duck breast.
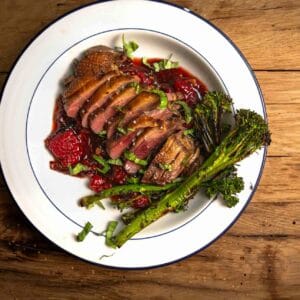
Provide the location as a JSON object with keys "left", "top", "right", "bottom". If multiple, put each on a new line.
{"left": 124, "top": 119, "right": 183, "bottom": 174}
{"left": 63, "top": 73, "right": 116, "bottom": 118}
{"left": 142, "top": 132, "right": 198, "bottom": 185}
{"left": 89, "top": 86, "right": 137, "bottom": 134}
{"left": 81, "top": 75, "right": 139, "bottom": 127}
{"left": 106, "top": 115, "right": 165, "bottom": 159}
{"left": 106, "top": 91, "right": 160, "bottom": 139}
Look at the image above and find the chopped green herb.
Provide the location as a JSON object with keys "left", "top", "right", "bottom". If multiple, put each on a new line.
{"left": 175, "top": 100, "right": 193, "bottom": 124}
{"left": 159, "top": 163, "right": 172, "bottom": 171}
{"left": 97, "top": 130, "right": 107, "bottom": 137}
{"left": 150, "top": 89, "right": 168, "bottom": 109}
{"left": 115, "top": 106, "right": 124, "bottom": 113}
{"left": 153, "top": 54, "right": 179, "bottom": 72}
{"left": 142, "top": 57, "right": 152, "bottom": 69}
{"left": 85, "top": 195, "right": 105, "bottom": 209}
{"left": 129, "top": 82, "right": 142, "bottom": 94}
{"left": 127, "top": 177, "right": 140, "bottom": 184}
{"left": 183, "top": 129, "right": 195, "bottom": 136}
{"left": 96, "top": 200, "right": 105, "bottom": 209}
{"left": 107, "top": 158, "right": 123, "bottom": 166}
{"left": 124, "top": 151, "right": 148, "bottom": 166}
{"left": 105, "top": 221, "right": 118, "bottom": 248}
{"left": 76, "top": 222, "right": 93, "bottom": 242}
{"left": 122, "top": 35, "right": 139, "bottom": 58}
{"left": 117, "top": 127, "right": 127, "bottom": 135}
{"left": 68, "top": 163, "right": 88, "bottom": 175}
{"left": 93, "top": 155, "right": 111, "bottom": 174}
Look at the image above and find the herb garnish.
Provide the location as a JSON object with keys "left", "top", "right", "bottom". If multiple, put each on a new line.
{"left": 122, "top": 35, "right": 139, "bottom": 58}
{"left": 93, "top": 155, "right": 111, "bottom": 174}
{"left": 150, "top": 89, "right": 168, "bottom": 109}
{"left": 105, "top": 221, "right": 118, "bottom": 248}
{"left": 124, "top": 151, "right": 148, "bottom": 166}
{"left": 68, "top": 163, "right": 88, "bottom": 175}
{"left": 76, "top": 222, "right": 93, "bottom": 242}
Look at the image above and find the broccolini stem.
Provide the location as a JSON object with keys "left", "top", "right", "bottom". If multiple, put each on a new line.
{"left": 80, "top": 183, "right": 178, "bottom": 208}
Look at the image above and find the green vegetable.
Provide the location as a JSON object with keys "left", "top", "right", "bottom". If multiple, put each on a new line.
{"left": 117, "top": 127, "right": 127, "bottom": 135}
{"left": 122, "top": 35, "right": 139, "bottom": 58}
{"left": 121, "top": 210, "right": 140, "bottom": 225}
{"left": 142, "top": 57, "right": 152, "bottom": 68}
{"left": 175, "top": 100, "right": 193, "bottom": 124}
{"left": 183, "top": 129, "right": 195, "bottom": 136}
{"left": 97, "top": 130, "right": 107, "bottom": 137}
{"left": 93, "top": 155, "right": 110, "bottom": 174}
{"left": 129, "top": 82, "right": 142, "bottom": 94}
{"left": 68, "top": 163, "right": 88, "bottom": 175}
{"left": 124, "top": 151, "right": 148, "bottom": 166}
{"left": 85, "top": 199, "right": 105, "bottom": 210}
{"left": 76, "top": 222, "right": 93, "bottom": 242}
{"left": 113, "top": 109, "right": 270, "bottom": 247}
{"left": 202, "top": 166, "right": 244, "bottom": 207}
{"left": 153, "top": 55, "right": 179, "bottom": 72}
{"left": 105, "top": 221, "right": 118, "bottom": 248}
{"left": 127, "top": 177, "right": 140, "bottom": 184}
{"left": 107, "top": 158, "right": 123, "bottom": 166}
{"left": 159, "top": 163, "right": 172, "bottom": 171}
{"left": 80, "top": 182, "right": 178, "bottom": 208}
{"left": 150, "top": 89, "right": 168, "bottom": 109}
{"left": 115, "top": 106, "right": 124, "bottom": 113}
{"left": 194, "top": 91, "right": 233, "bottom": 155}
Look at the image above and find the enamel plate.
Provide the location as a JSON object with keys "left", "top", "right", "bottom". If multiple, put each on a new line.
{"left": 0, "top": 0, "right": 267, "bottom": 268}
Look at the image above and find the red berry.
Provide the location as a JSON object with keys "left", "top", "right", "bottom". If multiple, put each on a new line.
{"left": 132, "top": 195, "right": 150, "bottom": 209}
{"left": 46, "top": 129, "right": 89, "bottom": 167}
{"left": 89, "top": 174, "right": 112, "bottom": 193}
{"left": 111, "top": 166, "right": 127, "bottom": 185}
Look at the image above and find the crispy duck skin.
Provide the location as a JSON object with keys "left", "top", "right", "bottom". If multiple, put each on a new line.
{"left": 73, "top": 46, "right": 126, "bottom": 77}
{"left": 124, "top": 119, "right": 183, "bottom": 174}
{"left": 81, "top": 74, "right": 139, "bottom": 128}
{"left": 63, "top": 75, "right": 109, "bottom": 118}
{"left": 106, "top": 91, "right": 160, "bottom": 138}
{"left": 142, "top": 132, "right": 198, "bottom": 185}
{"left": 89, "top": 86, "right": 137, "bottom": 134}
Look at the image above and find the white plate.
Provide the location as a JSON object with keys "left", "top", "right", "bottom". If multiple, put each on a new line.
{"left": 0, "top": 0, "right": 267, "bottom": 268}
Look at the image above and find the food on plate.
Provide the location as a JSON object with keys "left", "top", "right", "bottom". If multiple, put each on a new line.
{"left": 45, "top": 36, "right": 270, "bottom": 248}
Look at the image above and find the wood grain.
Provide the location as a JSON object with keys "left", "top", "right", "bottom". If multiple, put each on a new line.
{"left": 0, "top": 0, "right": 299, "bottom": 299}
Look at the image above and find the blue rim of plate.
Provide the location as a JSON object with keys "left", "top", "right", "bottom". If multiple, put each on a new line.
{"left": 0, "top": 0, "right": 268, "bottom": 270}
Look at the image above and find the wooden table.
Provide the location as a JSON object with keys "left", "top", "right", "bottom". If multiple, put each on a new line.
{"left": 0, "top": 1, "right": 299, "bottom": 298}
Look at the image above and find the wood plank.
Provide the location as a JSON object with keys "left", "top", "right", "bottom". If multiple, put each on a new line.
{"left": 266, "top": 103, "right": 300, "bottom": 156}
{"left": 256, "top": 71, "right": 300, "bottom": 104}
{"left": 255, "top": 156, "right": 300, "bottom": 203}
{"left": 173, "top": 0, "right": 300, "bottom": 70}
{"left": 0, "top": 235, "right": 298, "bottom": 299}
{"left": 229, "top": 202, "right": 300, "bottom": 236}
{"left": 0, "top": 0, "right": 299, "bottom": 72}
{"left": 0, "top": 0, "right": 92, "bottom": 72}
